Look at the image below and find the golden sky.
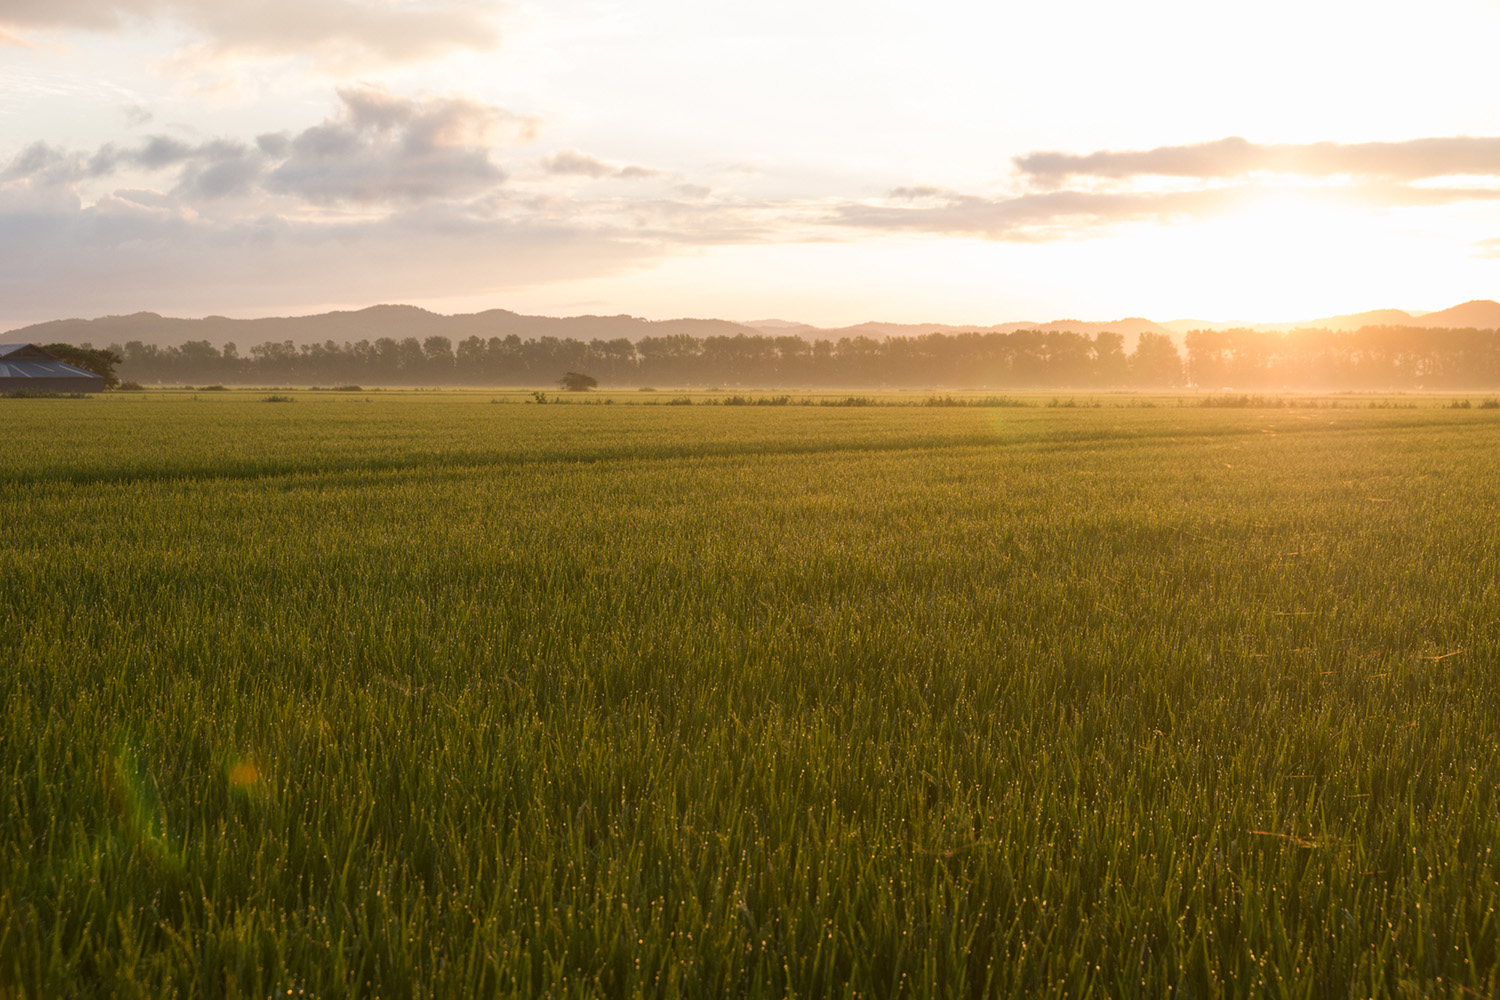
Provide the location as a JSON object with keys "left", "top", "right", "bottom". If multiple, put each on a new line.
{"left": 2, "top": 0, "right": 1499, "bottom": 329}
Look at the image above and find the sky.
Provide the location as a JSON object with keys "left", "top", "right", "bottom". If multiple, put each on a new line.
{"left": 3, "top": 0, "right": 1500, "bottom": 331}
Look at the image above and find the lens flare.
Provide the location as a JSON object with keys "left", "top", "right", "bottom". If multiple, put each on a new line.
{"left": 109, "top": 741, "right": 181, "bottom": 871}
{"left": 227, "top": 760, "right": 261, "bottom": 789}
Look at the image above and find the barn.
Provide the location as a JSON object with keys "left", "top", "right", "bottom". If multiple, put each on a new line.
{"left": 0, "top": 344, "right": 106, "bottom": 393}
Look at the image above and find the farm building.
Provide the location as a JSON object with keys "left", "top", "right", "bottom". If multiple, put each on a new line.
{"left": 0, "top": 344, "right": 105, "bottom": 393}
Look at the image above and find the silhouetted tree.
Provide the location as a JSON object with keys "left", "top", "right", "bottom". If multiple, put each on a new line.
{"left": 1130, "top": 332, "right": 1184, "bottom": 388}
{"left": 44, "top": 344, "right": 123, "bottom": 389}
{"left": 101, "top": 324, "right": 1500, "bottom": 390}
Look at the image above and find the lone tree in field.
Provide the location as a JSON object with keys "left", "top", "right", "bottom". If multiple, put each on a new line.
{"left": 558, "top": 372, "right": 598, "bottom": 392}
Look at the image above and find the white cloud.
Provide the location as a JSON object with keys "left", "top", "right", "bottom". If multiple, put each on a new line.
{"left": 0, "top": 0, "right": 503, "bottom": 68}
{"left": 1016, "top": 136, "right": 1500, "bottom": 185}
{"left": 6, "top": 87, "right": 535, "bottom": 206}
{"left": 829, "top": 136, "right": 1500, "bottom": 240}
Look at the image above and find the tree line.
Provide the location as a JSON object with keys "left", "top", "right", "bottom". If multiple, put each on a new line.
{"left": 94, "top": 325, "right": 1500, "bottom": 389}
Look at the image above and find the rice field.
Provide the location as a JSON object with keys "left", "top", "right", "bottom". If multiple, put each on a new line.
{"left": 3, "top": 391, "right": 1500, "bottom": 998}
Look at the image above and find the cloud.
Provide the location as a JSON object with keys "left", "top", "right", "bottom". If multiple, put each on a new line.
{"left": 131, "top": 134, "right": 197, "bottom": 169}
{"left": 0, "top": 85, "right": 704, "bottom": 323}
{"left": 265, "top": 88, "right": 528, "bottom": 204}
{"left": 178, "top": 141, "right": 263, "bottom": 198}
{"left": 541, "top": 150, "right": 612, "bottom": 178}
{"left": 837, "top": 133, "right": 1500, "bottom": 241}
{"left": 0, "top": 67, "right": 148, "bottom": 115}
{"left": 1, "top": 143, "right": 86, "bottom": 186}
{"left": 824, "top": 134, "right": 1500, "bottom": 242}
{"left": 0, "top": 194, "right": 657, "bottom": 326}
{"left": 0, "top": 144, "right": 91, "bottom": 215}
{"left": 1016, "top": 136, "right": 1500, "bottom": 184}
{"left": 14, "top": 105, "right": 1500, "bottom": 324}
{"left": 7, "top": 87, "right": 534, "bottom": 206}
{"left": 0, "top": 0, "right": 502, "bottom": 68}
{"left": 835, "top": 185, "right": 1247, "bottom": 239}
{"left": 121, "top": 104, "right": 154, "bottom": 128}
{"left": 540, "top": 149, "right": 661, "bottom": 181}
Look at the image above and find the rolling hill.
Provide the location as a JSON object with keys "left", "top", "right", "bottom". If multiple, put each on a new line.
{"left": 8, "top": 300, "right": 1498, "bottom": 350}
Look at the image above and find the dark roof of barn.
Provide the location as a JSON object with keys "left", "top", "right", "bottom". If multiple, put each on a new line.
{"left": 0, "top": 344, "right": 103, "bottom": 381}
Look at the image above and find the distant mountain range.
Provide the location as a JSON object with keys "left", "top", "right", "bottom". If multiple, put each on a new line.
{"left": 1154, "top": 300, "right": 1500, "bottom": 335}
{"left": 745, "top": 300, "right": 1500, "bottom": 339}
{"left": 5, "top": 306, "right": 757, "bottom": 351}
{"left": 9, "top": 299, "right": 1500, "bottom": 350}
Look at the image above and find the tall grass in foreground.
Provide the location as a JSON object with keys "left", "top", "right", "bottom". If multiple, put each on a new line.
{"left": 3, "top": 394, "right": 1500, "bottom": 997}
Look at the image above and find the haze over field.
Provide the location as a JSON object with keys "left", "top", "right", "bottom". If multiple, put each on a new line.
{"left": 13, "top": 299, "right": 1500, "bottom": 353}
{"left": 3, "top": 0, "right": 1499, "bottom": 332}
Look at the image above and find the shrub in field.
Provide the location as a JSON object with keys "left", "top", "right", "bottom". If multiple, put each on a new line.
{"left": 926, "top": 394, "right": 1032, "bottom": 407}
{"left": 723, "top": 395, "right": 792, "bottom": 406}
{"left": 558, "top": 372, "right": 599, "bottom": 392}
{"left": 2, "top": 390, "right": 91, "bottom": 399}
{"left": 1201, "top": 394, "right": 1291, "bottom": 408}
{"left": 1481, "top": 398, "right": 1500, "bottom": 409}
{"left": 262, "top": 394, "right": 295, "bottom": 403}
{"left": 116, "top": 381, "right": 145, "bottom": 391}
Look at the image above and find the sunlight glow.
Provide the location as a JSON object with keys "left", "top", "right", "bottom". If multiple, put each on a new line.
{"left": 1145, "top": 191, "right": 1419, "bottom": 320}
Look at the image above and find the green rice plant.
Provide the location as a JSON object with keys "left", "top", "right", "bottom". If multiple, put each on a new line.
{"left": 3, "top": 394, "right": 1500, "bottom": 997}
